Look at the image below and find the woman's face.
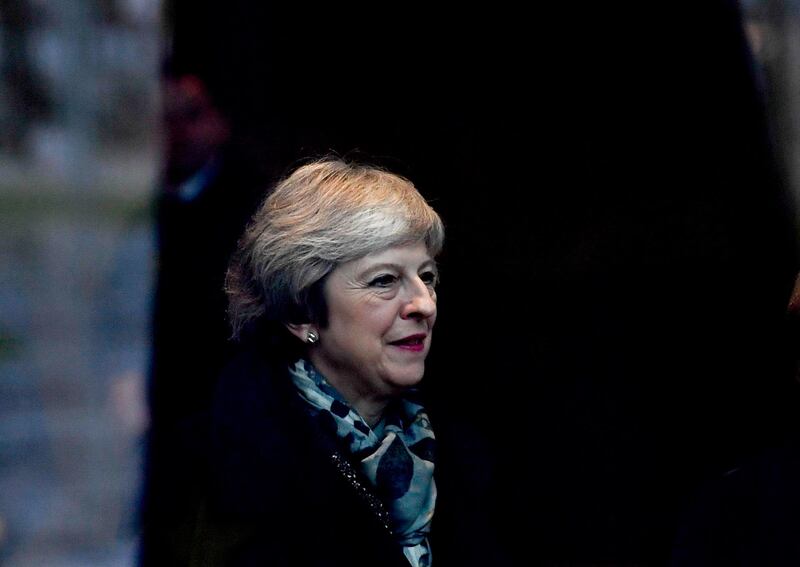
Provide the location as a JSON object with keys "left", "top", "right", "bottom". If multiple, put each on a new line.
{"left": 308, "top": 242, "right": 438, "bottom": 405}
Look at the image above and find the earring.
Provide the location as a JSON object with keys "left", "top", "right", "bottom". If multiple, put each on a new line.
{"left": 306, "top": 330, "right": 319, "bottom": 344}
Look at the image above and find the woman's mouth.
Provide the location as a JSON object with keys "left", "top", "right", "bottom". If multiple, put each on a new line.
{"left": 388, "top": 334, "right": 427, "bottom": 352}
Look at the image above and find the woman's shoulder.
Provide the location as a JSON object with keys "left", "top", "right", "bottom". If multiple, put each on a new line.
{"left": 213, "top": 339, "right": 295, "bottom": 419}
{"left": 200, "top": 345, "right": 409, "bottom": 567}
{"left": 208, "top": 343, "right": 306, "bottom": 501}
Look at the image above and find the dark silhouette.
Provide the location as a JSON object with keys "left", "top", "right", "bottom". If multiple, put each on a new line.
{"left": 140, "top": 71, "right": 264, "bottom": 564}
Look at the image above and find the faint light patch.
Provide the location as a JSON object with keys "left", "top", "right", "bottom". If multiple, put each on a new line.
{"left": 108, "top": 369, "right": 149, "bottom": 437}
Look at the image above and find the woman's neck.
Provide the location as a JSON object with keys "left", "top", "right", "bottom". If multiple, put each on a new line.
{"left": 306, "top": 355, "right": 389, "bottom": 427}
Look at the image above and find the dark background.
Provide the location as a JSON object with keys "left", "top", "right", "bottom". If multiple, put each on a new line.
{"left": 161, "top": 0, "right": 800, "bottom": 563}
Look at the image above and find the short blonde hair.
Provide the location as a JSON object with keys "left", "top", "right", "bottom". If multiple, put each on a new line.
{"left": 226, "top": 158, "right": 444, "bottom": 338}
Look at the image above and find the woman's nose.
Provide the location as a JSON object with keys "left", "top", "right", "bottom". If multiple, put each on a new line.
{"left": 401, "top": 280, "right": 437, "bottom": 320}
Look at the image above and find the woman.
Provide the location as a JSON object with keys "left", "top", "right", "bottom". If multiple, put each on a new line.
{"left": 191, "top": 159, "right": 444, "bottom": 566}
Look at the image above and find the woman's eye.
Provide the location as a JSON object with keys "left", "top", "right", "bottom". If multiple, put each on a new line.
{"left": 369, "top": 274, "right": 397, "bottom": 288}
{"left": 420, "top": 271, "right": 438, "bottom": 286}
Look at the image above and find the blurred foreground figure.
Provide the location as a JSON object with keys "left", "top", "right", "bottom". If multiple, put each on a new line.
{"left": 140, "top": 72, "right": 263, "bottom": 563}
{"left": 150, "top": 72, "right": 244, "bottom": 428}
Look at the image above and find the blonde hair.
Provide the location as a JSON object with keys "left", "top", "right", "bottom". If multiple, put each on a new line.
{"left": 226, "top": 158, "right": 444, "bottom": 338}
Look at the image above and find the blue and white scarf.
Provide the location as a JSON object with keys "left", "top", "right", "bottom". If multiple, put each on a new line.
{"left": 289, "top": 359, "right": 436, "bottom": 567}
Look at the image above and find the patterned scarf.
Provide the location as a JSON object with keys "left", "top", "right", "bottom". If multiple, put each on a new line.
{"left": 289, "top": 359, "right": 437, "bottom": 567}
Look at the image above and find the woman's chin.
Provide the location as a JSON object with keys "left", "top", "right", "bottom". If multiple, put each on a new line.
{"left": 383, "top": 363, "right": 427, "bottom": 392}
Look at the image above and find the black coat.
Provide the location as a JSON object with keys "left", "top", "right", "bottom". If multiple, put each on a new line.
{"left": 192, "top": 343, "right": 410, "bottom": 566}
{"left": 144, "top": 338, "right": 502, "bottom": 566}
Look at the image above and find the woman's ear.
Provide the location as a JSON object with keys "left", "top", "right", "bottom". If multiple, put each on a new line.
{"left": 285, "top": 322, "right": 314, "bottom": 344}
